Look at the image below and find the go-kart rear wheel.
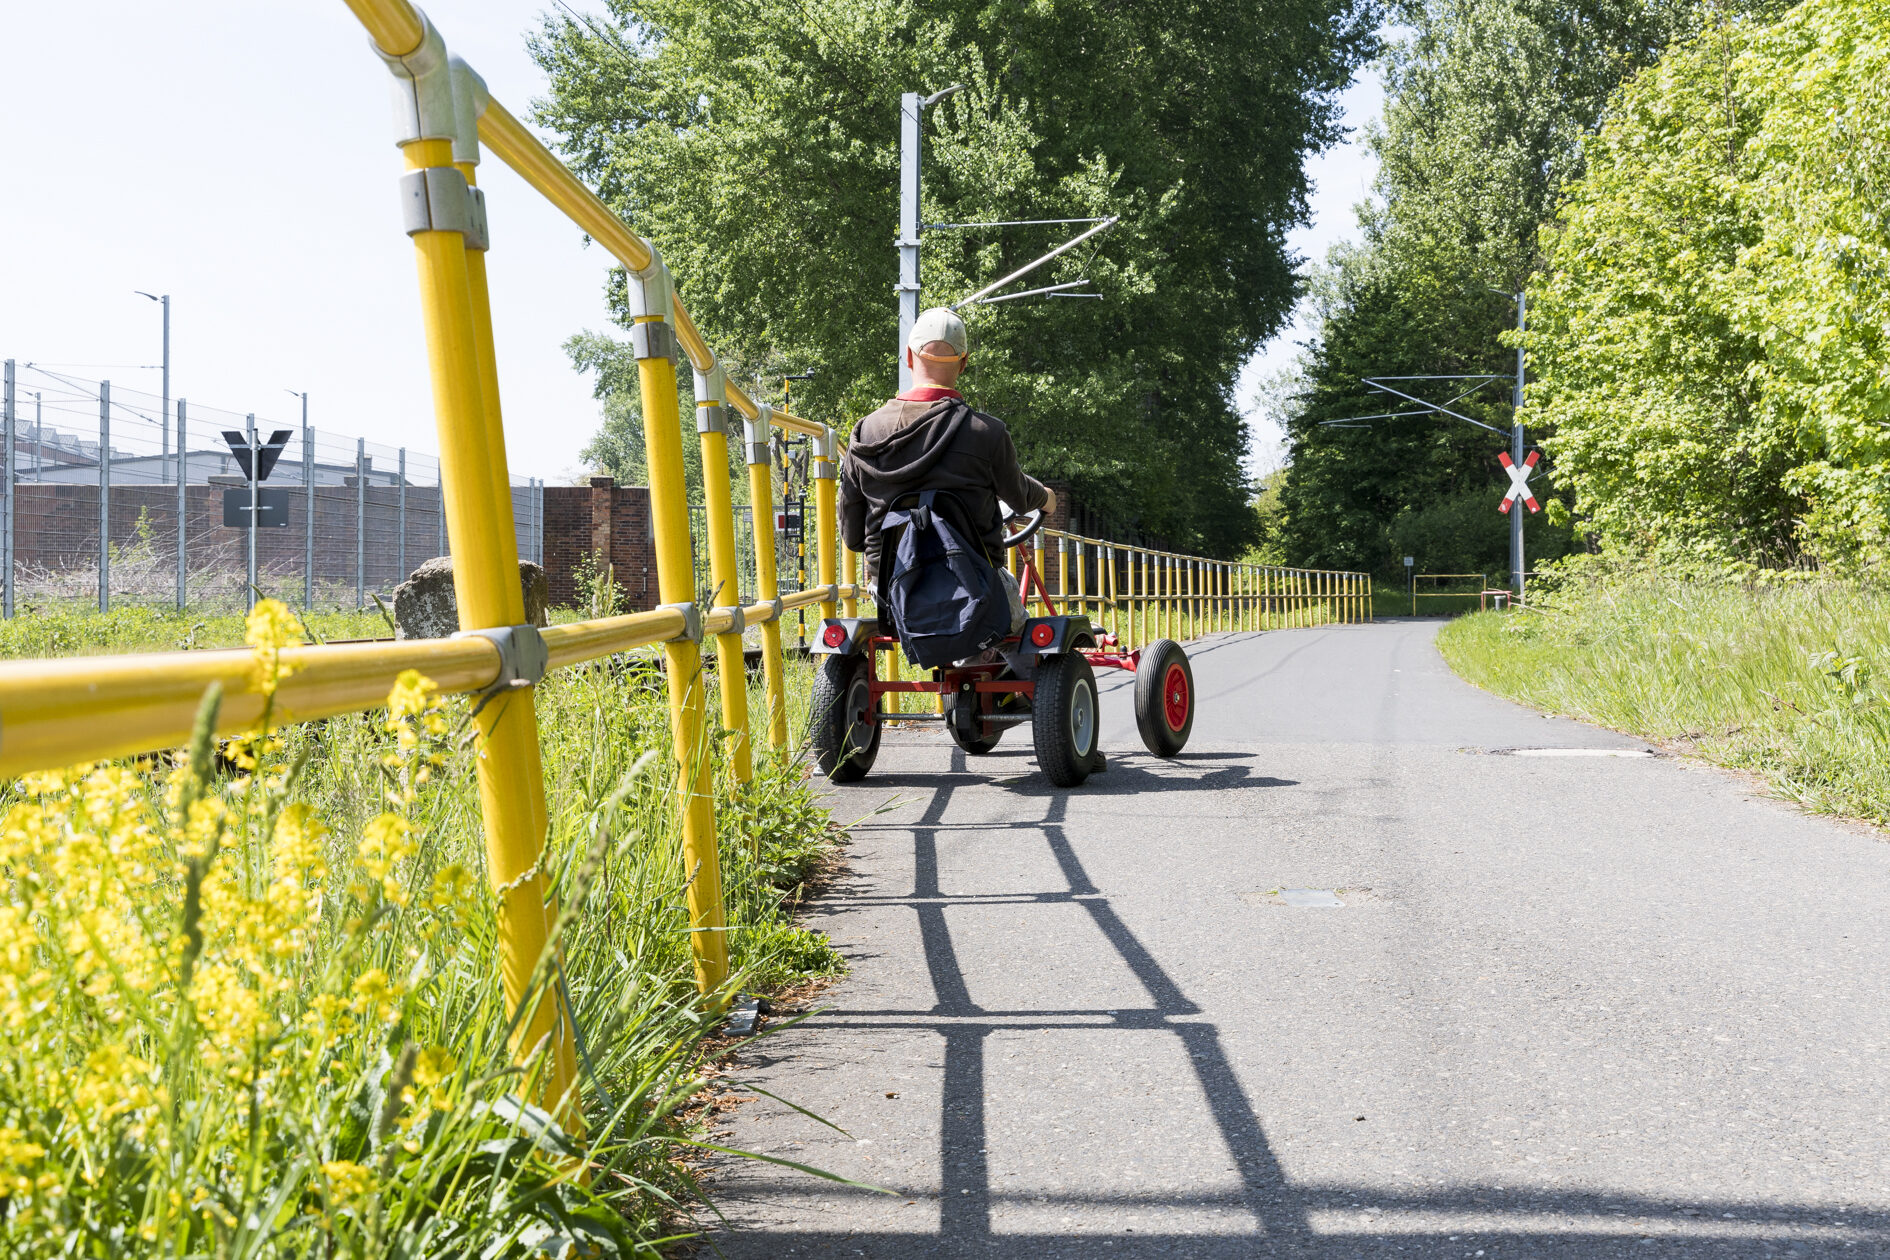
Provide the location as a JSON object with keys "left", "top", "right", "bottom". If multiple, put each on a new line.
{"left": 1135, "top": 638, "right": 1193, "bottom": 758}
{"left": 809, "top": 653, "right": 880, "bottom": 782}
{"left": 1032, "top": 652, "right": 1098, "bottom": 787}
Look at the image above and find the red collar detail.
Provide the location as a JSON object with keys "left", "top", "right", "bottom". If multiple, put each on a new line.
{"left": 895, "top": 386, "right": 963, "bottom": 402}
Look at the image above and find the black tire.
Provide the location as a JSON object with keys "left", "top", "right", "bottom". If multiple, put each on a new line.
{"left": 808, "top": 654, "right": 880, "bottom": 782}
{"left": 947, "top": 697, "right": 1003, "bottom": 755}
{"left": 1032, "top": 652, "right": 1098, "bottom": 787}
{"left": 1135, "top": 638, "right": 1193, "bottom": 758}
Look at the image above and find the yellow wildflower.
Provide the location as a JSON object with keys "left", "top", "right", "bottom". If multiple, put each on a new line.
{"left": 245, "top": 598, "right": 306, "bottom": 692}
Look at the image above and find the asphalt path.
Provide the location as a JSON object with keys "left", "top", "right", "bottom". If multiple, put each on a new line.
{"left": 706, "top": 618, "right": 1890, "bottom": 1257}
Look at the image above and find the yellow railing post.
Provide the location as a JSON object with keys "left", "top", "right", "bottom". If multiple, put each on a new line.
{"left": 1135, "top": 548, "right": 1147, "bottom": 647}
{"left": 693, "top": 364, "right": 752, "bottom": 783}
{"left": 743, "top": 406, "right": 790, "bottom": 751}
{"left": 1189, "top": 558, "right": 1198, "bottom": 640}
{"left": 1105, "top": 545, "right": 1117, "bottom": 638}
{"left": 368, "top": 25, "right": 577, "bottom": 1114}
{"left": 813, "top": 426, "right": 838, "bottom": 622}
{"left": 1058, "top": 534, "right": 1070, "bottom": 616}
{"left": 842, "top": 545, "right": 859, "bottom": 618}
{"left": 627, "top": 252, "right": 729, "bottom": 997}
{"left": 1033, "top": 534, "right": 1048, "bottom": 615}
{"left": 1163, "top": 554, "right": 1174, "bottom": 641}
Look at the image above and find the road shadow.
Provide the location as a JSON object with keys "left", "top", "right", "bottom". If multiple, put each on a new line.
{"left": 726, "top": 731, "right": 1882, "bottom": 1258}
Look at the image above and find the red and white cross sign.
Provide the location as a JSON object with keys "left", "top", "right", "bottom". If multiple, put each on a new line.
{"left": 1499, "top": 450, "right": 1541, "bottom": 514}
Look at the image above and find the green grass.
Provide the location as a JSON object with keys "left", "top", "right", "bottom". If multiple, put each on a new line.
{"left": 0, "top": 600, "right": 847, "bottom": 1257}
{"left": 0, "top": 604, "right": 393, "bottom": 658}
{"left": 1438, "top": 571, "right": 1890, "bottom": 825}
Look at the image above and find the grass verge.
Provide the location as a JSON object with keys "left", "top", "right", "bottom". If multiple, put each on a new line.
{"left": 1437, "top": 570, "right": 1890, "bottom": 826}
{"left": 0, "top": 601, "right": 846, "bottom": 1256}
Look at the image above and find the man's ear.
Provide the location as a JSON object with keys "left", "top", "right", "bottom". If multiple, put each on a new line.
{"left": 904, "top": 347, "right": 915, "bottom": 369}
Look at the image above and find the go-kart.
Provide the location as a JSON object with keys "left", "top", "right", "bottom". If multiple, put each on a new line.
{"left": 807, "top": 507, "right": 1194, "bottom": 786}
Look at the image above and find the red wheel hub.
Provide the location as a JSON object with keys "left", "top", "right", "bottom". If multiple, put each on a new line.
{"left": 1162, "top": 662, "right": 1190, "bottom": 731}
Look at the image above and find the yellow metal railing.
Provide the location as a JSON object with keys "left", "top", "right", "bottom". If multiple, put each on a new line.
{"left": 0, "top": 0, "right": 861, "bottom": 1123}
{"left": 0, "top": 0, "right": 1371, "bottom": 1123}
{"left": 1035, "top": 529, "right": 1370, "bottom": 645}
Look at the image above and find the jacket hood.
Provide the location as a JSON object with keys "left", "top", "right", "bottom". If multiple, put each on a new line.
{"left": 846, "top": 398, "right": 968, "bottom": 489}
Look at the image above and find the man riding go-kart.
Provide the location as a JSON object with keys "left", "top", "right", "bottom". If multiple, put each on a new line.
{"left": 811, "top": 307, "right": 1195, "bottom": 786}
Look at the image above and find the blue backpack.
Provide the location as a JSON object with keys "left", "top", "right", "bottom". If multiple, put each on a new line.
{"left": 880, "top": 490, "right": 1013, "bottom": 668}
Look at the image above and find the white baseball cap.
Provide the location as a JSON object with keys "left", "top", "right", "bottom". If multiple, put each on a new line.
{"left": 907, "top": 306, "right": 969, "bottom": 357}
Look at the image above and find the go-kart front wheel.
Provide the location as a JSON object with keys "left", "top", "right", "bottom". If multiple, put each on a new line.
{"left": 809, "top": 653, "right": 880, "bottom": 782}
{"left": 1134, "top": 638, "right": 1193, "bottom": 758}
{"left": 946, "top": 688, "right": 1004, "bottom": 755}
{"left": 1032, "top": 652, "right": 1099, "bottom": 787}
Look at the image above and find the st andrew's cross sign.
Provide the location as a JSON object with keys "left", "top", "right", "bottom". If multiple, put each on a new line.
{"left": 1499, "top": 449, "right": 1541, "bottom": 515}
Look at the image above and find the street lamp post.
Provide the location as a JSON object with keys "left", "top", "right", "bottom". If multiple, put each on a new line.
{"left": 134, "top": 292, "right": 170, "bottom": 482}
{"left": 897, "top": 84, "right": 965, "bottom": 391}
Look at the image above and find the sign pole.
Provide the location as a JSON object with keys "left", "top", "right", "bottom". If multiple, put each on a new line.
{"left": 246, "top": 413, "right": 258, "bottom": 610}
{"left": 1510, "top": 292, "right": 1526, "bottom": 599}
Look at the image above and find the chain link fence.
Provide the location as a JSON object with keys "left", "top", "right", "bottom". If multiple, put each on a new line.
{"left": 0, "top": 362, "right": 544, "bottom": 616}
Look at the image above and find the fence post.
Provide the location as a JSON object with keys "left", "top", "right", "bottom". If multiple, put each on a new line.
{"left": 2, "top": 360, "right": 12, "bottom": 620}
{"left": 622, "top": 251, "right": 730, "bottom": 997}
{"left": 1137, "top": 549, "right": 1148, "bottom": 646}
{"left": 1032, "top": 533, "right": 1047, "bottom": 616}
{"left": 1068, "top": 538, "right": 1082, "bottom": 622}
{"left": 744, "top": 405, "right": 789, "bottom": 750}
{"left": 1057, "top": 533, "right": 1068, "bottom": 613}
{"left": 397, "top": 447, "right": 408, "bottom": 584}
{"left": 246, "top": 414, "right": 259, "bottom": 610}
{"left": 98, "top": 381, "right": 110, "bottom": 613}
{"left": 813, "top": 426, "right": 838, "bottom": 620}
{"left": 693, "top": 364, "right": 753, "bottom": 783}
{"left": 354, "top": 438, "right": 366, "bottom": 610}
{"left": 369, "top": 40, "right": 580, "bottom": 1116}
{"left": 303, "top": 423, "right": 315, "bottom": 610}
{"left": 177, "top": 400, "right": 188, "bottom": 609}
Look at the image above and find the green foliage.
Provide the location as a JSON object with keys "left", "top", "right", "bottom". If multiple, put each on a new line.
{"left": 1273, "top": 0, "right": 1737, "bottom": 575}
{"left": 530, "top": 0, "right": 1375, "bottom": 555}
{"left": 1439, "top": 565, "right": 1890, "bottom": 824}
{"left": 1528, "top": 0, "right": 1890, "bottom": 569}
{"left": 0, "top": 606, "right": 387, "bottom": 659}
{"left": 1388, "top": 484, "right": 1572, "bottom": 577}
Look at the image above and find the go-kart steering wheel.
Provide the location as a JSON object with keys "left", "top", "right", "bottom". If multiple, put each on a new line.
{"left": 1000, "top": 507, "right": 1045, "bottom": 549}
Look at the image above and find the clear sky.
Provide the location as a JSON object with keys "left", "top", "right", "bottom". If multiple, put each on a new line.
{"left": 1, "top": 2, "right": 1377, "bottom": 484}
{"left": 1238, "top": 69, "right": 1383, "bottom": 477}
